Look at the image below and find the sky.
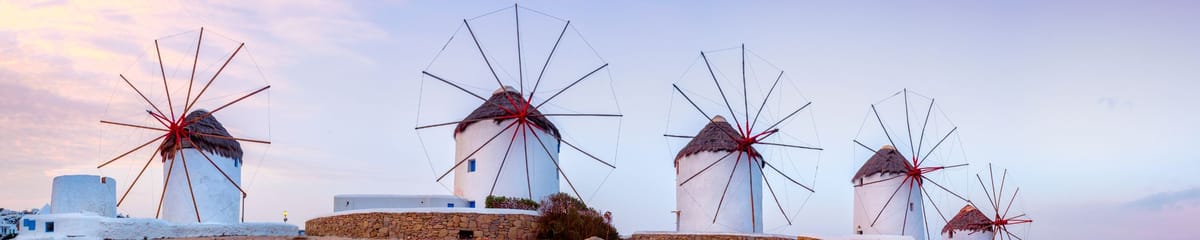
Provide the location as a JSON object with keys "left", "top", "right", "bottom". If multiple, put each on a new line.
{"left": 2, "top": 0, "right": 1200, "bottom": 239}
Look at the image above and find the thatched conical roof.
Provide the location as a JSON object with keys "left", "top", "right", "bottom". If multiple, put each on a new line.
{"left": 942, "top": 204, "right": 993, "bottom": 236}
{"left": 455, "top": 86, "right": 560, "bottom": 138}
{"left": 159, "top": 110, "right": 244, "bottom": 163}
{"left": 674, "top": 116, "right": 757, "bottom": 167}
{"left": 851, "top": 145, "right": 911, "bottom": 181}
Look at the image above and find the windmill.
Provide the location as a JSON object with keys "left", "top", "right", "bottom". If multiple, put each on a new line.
{"left": 665, "top": 45, "right": 822, "bottom": 233}
{"left": 940, "top": 163, "right": 1032, "bottom": 240}
{"left": 415, "top": 4, "right": 621, "bottom": 207}
{"left": 96, "top": 28, "right": 271, "bottom": 223}
{"left": 851, "top": 89, "right": 969, "bottom": 240}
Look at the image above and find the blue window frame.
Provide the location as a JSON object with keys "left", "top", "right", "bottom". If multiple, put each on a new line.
{"left": 23, "top": 219, "right": 34, "bottom": 231}
{"left": 468, "top": 201, "right": 476, "bottom": 208}
{"left": 447, "top": 203, "right": 455, "bottom": 208}
{"left": 467, "top": 159, "right": 476, "bottom": 172}
{"left": 45, "top": 222, "right": 54, "bottom": 233}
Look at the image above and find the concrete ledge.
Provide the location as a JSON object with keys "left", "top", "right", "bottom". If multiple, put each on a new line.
{"left": 305, "top": 209, "right": 539, "bottom": 239}
{"left": 630, "top": 231, "right": 818, "bottom": 240}
{"left": 18, "top": 213, "right": 297, "bottom": 239}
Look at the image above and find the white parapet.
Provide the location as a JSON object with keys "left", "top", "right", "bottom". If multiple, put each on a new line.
{"left": 333, "top": 194, "right": 470, "bottom": 211}
{"left": 852, "top": 172, "right": 924, "bottom": 240}
{"left": 17, "top": 213, "right": 296, "bottom": 240}
{"left": 454, "top": 118, "right": 560, "bottom": 205}
{"left": 676, "top": 151, "right": 763, "bottom": 233}
{"left": 161, "top": 148, "right": 241, "bottom": 224}
{"left": 50, "top": 175, "right": 116, "bottom": 217}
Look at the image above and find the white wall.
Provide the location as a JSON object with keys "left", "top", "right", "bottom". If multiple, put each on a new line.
{"left": 453, "top": 118, "right": 560, "bottom": 205}
{"left": 161, "top": 148, "right": 241, "bottom": 224}
{"left": 676, "top": 151, "right": 763, "bottom": 233}
{"left": 943, "top": 230, "right": 992, "bottom": 240}
{"left": 17, "top": 213, "right": 296, "bottom": 239}
{"left": 50, "top": 175, "right": 116, "bottom": 217}
{"left": 852, "top": 173, "right": 924, "bottom": 240}
{"left": 333, "top": 194, "right": 470, "bottom": 212}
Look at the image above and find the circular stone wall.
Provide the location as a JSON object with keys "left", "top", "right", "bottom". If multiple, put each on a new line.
{"left": 305, "top": 210, "right": 538, "bottom": 239}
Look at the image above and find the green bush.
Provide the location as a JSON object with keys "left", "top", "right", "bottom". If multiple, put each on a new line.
{"left": 536, "top": 193, "right": 619, "bottom": 240}
{"left": 485, "top": 195, "right": 540, "bottom": 210}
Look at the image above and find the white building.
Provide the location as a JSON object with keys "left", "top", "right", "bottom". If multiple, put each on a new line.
{"left": 158, "top": 110, "right": 244, "bottom": 224}
{"left": 49, "top": 175, "right": 116, "bottom": 218}
{"left": 333, "top": 194, "right": 469, "bottom": 212}
{"left": 674, "top": 115, "right": 763, "bottom": 233}
{"left": 453, "top": 86, "right": 560, "bottom": 206}
{"left": 941, "top": 205, "right": 992, "bottom": 240}
{"left": 852, "top": 145, "right": 924, "bottom": 240}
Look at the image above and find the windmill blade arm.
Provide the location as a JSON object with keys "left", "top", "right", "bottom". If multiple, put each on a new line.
{"left": 755, "top": 159, "right": 792, "bottom": 225}
{"left": 436, "top": 120, "right": 520, "bottom": 181}
{"left": 761, "top": 101, "right": 812, "bottom": 133}
{"left": 920, "top": 126, "right": 958, "bottom": 163}
{"left": 853, "top": 139, "right": 878, "bottom": 153}
{"left": 923, "top": 175, "right": 971, "bottom": 203}
{"left": 763, "top": 160, "right": 815, "bottom": 192}
{"left": 534, "top": 63, "right": 608, "bottom": 109}
{"left": 854, "top": 174, "right": 903, "bottom": 187}
{"left": 756, "top": 141, "right": 823, "bottom": 151}
{"left": 527, "top": 125, "right": 583, "bottom": 200}
{"left": 712, "top": 153, "right": 744, "bottom": 223}
{"left": 664, "top": 134, "right": 694, "bottom": 139}
{"left": 187, "top": 85, "right": 270, "bottom": 125}
{"left": 749, "top": 71, "right": 784, "bottom": 131}
{"left": 183, "top": 137, "right": 248, "bottom": 197}
{"left": 871, "top": 176, "right": 911, "bottom": 227}
{"left": 189, "top": 132, "right": 271, "bottom": 145}
{"left": 185, "top": 43, "right": 244, "bottom": 114}
{"left": 679, "top": 150, "right": 737, "bottom": 186}
{"left": 529, "top": 20, "right": 570, "bottom": 100}
{"left": 871, "top": 104, "right": 898, "bottom": 149}
{"left": 119, "top": 74, "right": 170, "bottom": 121}
{"left": 100, "top": 120, "right": 169, "bottom": 132}
{"left": 97, "top": 134, "right": 167, "bottom": 169}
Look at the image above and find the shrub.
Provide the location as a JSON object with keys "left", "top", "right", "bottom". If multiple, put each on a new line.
{"left": 485, "top": 195, "right": 540, "bottom": 210}
{"left": 536, "top": 193, "right": 619, "bottom": 240}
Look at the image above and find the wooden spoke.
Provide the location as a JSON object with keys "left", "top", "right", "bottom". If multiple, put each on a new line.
{"left": 757, "top": 141, "right": 823, "bottom": 151}
{"left": 678, "top": 150, "right": 737, "bottom": 186}
{"left": 871, "top": 104, "right": 897, "bottom": 150}
{"left": 488, "top": 123, "right": 523, "bottom": 197}
{"left": 187, "top": 85, "right": 270, "bottom": 125}
{"left": 436, "top": 120, "right": 520, "bottom": 181}
{"left": 534, "top": 63, "right": 608, "bottom": 109}
{"left": 762, "top": 160, "right": 815, "bottom": 192}
{"left": 528, "top": 124, "right": 583, "bottom": 200}
{"left": 117, "top": 138, "right": 168, "bottom": 206}
{"left": 185, "top": 43, "right": 244, "bottom": 114}
{"left": 188, "top": 132, "right": 271, "bottom": 145}
{"left": 712, "top": 153, "right": 743, "bottom": 223}
{"left": 701, "top": 51, "right": 744, "bottom": 134}
{"left": 184, "top": 137, "right": 247, "bottom": 197}
{"left": 119, "top": 74, "right": 169, "bottom": 121}
{"left": 870, "top": 176, "right": 911, "bottom": 227}
{"left": 97, "top": 134, "right": 167, "bottom": 169}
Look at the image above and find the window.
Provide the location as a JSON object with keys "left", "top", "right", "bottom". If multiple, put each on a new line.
{"left": 458, "top": 230, "right": 475, "bottom": 239}
{"left": 23, "top": 219, "right": 34, "bottom": 231}
{"left": 468, "top": 201, "right": 476, "bottom": 208}
{"left": 45, "top": 222, "right": 54, "bottom": 233}
{"left": 447, "top": 203, "right": 455, "bottom": 208}
{"left": 467, "top": 159, "right": 476, "bottom": 173}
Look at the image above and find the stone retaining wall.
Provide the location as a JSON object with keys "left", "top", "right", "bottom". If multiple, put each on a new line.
{"left": 305, "top": 212, "right": 538, "bottom": 239}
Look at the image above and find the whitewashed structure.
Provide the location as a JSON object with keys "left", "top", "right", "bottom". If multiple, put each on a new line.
{"left": 453, "top": 86, "right": 560, "bottom": 206}
{"left": 674, "top": 116, "right": 763, "bottom": 233}
{"left": 333, "top": 194, "right": 470, "bottom": 212}
{"left": 159, "top": 110, "right": 244, "bottom": 224}
{"left": 852, "top": 145, "right": 924, "bottom": 240}
{"left": 941, "top": 205, "right": 993, "bottom": 240}
{"left": 50, "top": 175, "right": 116, "bottom": 218}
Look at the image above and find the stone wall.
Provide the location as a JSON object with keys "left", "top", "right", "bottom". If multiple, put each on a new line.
{"left": 630, "top": 232, "right": 819, "bottom": 240}
{"left": 305, "top": 212, "right": 538, "bottom": 239}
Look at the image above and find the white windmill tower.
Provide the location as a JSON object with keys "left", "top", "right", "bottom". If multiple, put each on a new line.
{"left": 415, "top": 4, "right": 621, "bottom": 207}
{"left": 665, "top": 45, "right": 822, "bottom": 234}
{"left": 851, "top": 144, "right": 925, "bottom": 238}
{"left": 450, "top": 86, "right": 563, "bottom": 206}
{"left": 851, "top": 89, "right": 971, "bottom": 240}
{"left": 941, "top": 205, "right": 992, "bottom": 240}
{"left": 96, "top": 28, "right": 272, "bottom": 224}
